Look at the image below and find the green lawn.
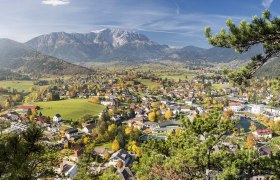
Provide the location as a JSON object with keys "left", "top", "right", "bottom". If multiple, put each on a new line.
{"left": 138, "top": 79, "right": 161, "bottom": 88}
{"left": 159, "top": 71, "right": 196, "bottom": 81}
{"left": 0, "top": 81, "right": 35, "bottom": 92}
{"left": 96, "top": 142, "right": 112, "bottom": 150}
{"left": 33, "top": 99, "right": 105, "bottom": 121}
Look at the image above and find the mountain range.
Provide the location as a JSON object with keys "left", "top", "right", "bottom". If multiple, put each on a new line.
{"left": 26, "top": 28, "right": 263, "bottom": 63}
{"left": 0, "top": 39, "right": 92, "bottom": 76}
{"left": 0, "top": 28, "right": 278, "bottom": 77}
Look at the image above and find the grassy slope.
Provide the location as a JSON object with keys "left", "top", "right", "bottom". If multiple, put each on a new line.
{"left": 33, "top": 99, "right": 105, "bottom": 121}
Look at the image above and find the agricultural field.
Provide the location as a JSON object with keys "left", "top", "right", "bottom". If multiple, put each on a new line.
{"left": 0, "top": 81, "right": 35, "bottom": 92}
{"left": 33, "top": 99, "right": 105, "bottom": 121}
{"left": 138, "top": 79, "right": 161, "bottom": 88}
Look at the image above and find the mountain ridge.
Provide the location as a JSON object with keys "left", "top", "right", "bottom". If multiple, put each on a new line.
{"left": 25, "top": 28, "right": 263, "bottom": 63}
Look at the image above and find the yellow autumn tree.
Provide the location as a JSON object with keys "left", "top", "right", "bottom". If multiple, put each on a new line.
{"left": 104, "top": 152, "right": 110, "bottom": 161}
{"left": 112, "top": 139, "right": 120, "bottom": 152}
{"left": 165, "top": 109, "right": 173, "bottom": 120}
{"left": 151, "top": 102, "right": 158, "bottom": 109}
{"left": 83, "top": 137, "right": 89, "bottom": 145}
{"left": 108, "top": 124, "right": 116, "bottom": 132}
{"left": 247, "top": 134, "right": 255, "bottom": 149}
{"left": 224, "top": 110, "right": 234, "bottom": 119}
{"left": 125, "top": 127, "right": 132, "bottom": 135}
{"left": 89, "top": 97, "right": 100, "bottom": 104}
{"left": 135, "top": 147, "right": 142, "bottom": 158}
{"left": 148, "top": 112, "right": 156, "bottom": 122}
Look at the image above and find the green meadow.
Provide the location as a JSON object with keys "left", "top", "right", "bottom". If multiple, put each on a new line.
{"left": 138, "top": 79, "right": 161, "bottom": 88}
{"left": 33, "top": 99, "right": 105, "bottom": 121}
{"left": 0, "top": 81, "right": 35, "bottom": 92}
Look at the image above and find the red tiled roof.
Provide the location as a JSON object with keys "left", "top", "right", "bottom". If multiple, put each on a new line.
{"left": 229, "top": 102, "right": 242, "bottom": 107}
{"left": 17, "top": 105, "right": 39, "bottom": 110}
{"left": 36, "top": 117, "right": 44, "bottom": 122}
{"left": 256, "top": 129, "right": 272, "bottom": 134}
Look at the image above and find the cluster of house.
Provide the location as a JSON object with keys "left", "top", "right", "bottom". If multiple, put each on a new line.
{"left": 57, "top": 145, "right": 136, "bottom": 179}
{"left": 0, "top": 73, "right": 279, "bottom": 179}
{"left": 224, "top": 99, "right": 280, "bottom": 121}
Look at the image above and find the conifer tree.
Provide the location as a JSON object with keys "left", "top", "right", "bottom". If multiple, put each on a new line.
{"left": 205, "top": 10, "right": 280, "bottom": 84}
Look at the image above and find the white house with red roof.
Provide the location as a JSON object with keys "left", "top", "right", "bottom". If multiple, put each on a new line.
{"left": 228, "top": 101, "right": 245, "bottom": 112}
{"left": 253, "top": 129, "right": 272, "bottom": 139}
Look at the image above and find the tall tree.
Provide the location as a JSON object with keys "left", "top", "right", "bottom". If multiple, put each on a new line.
{"left": 0, "top": 125, "right": 58, "bottom": 179}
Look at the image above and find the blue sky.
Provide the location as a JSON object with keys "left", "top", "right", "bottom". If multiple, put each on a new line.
{"left": 0, "top": 0, "right": 278, "bottom": 48}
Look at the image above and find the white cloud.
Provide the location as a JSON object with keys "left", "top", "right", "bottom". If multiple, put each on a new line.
{"left": 42, "top": 0, "right": 70, "bottom": 6}
{"left": 262, "top": 0, "right": 273, "bottom": 8}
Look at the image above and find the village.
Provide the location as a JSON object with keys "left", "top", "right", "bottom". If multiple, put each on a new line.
{"left": 0, "top": 69, "right": 279, "bottom": 179}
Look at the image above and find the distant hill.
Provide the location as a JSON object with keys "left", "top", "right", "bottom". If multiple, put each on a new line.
{"left": 0, "top": 39, "right": 93, "bottom": 75}
{"left": 26, "top": 28, "right": 263, "bottom": 63}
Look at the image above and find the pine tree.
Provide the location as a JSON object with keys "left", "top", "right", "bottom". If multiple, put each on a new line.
{"left": 205, "top": 10, "right": 280, "bottom": 84}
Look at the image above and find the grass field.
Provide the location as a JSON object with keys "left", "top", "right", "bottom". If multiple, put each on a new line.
{"left": 138, "top": 79, "right": 161, "bottom": 88}
{"left": 159, "top": 72, "right": 196, "bottom": 81}
{"left": 96, "top": 142, "right": 112, "bottom": 150}
{"left": 0, "top": 81, "right": 35, "bottom": 92}
{"left": 33, "top": 99, "right": 105, "bottom": 121}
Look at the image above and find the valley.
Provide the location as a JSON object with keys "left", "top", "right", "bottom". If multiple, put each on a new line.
{"left": 0, "top": 2, "right": 279, "bottom": 179}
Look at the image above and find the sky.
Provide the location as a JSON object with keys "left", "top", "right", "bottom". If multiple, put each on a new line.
{"left": 0, "top": 0, "right": 279, "bottom": 48}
